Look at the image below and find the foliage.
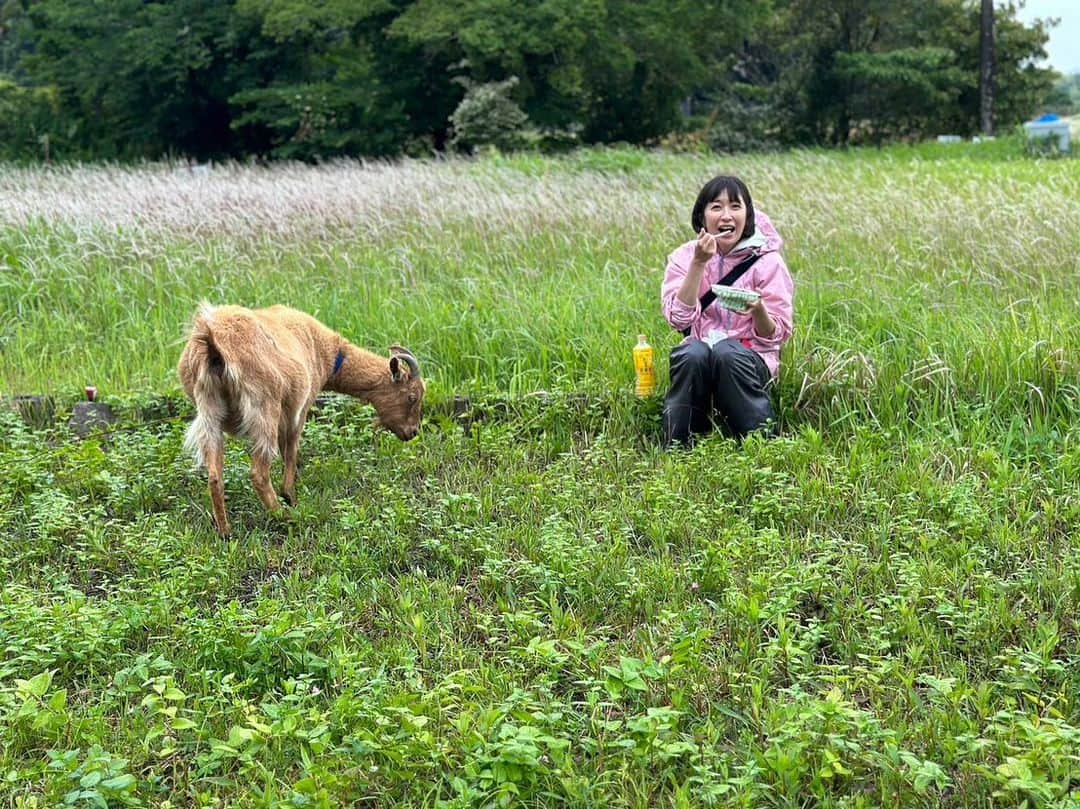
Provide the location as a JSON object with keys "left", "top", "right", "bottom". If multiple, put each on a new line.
{"left": 0, "top": 74, "right": 67, "bottom": 161}
{"left": 228, "top": 0, "right": 426, "bottom": 160}
{"left": 449, "top": 76, "right": 529, "bottom": 152}
{"left": 706, "top": 0, "right": 1058, "bottom": 147}
{"left": 230, "top": 71, "right": 409, "bottom": 160}
{"left": 0, "top": 0, "right": 1063, "bottom": 159}
{"left": 389, "top": 0, "right": 752, "bottom": 145}
{"left": 703, "top": 81, "right": 785, "bottom": 154}
{"left": 832, "top": 47, "right": 966, "bottom": 144}
{"left": 0, "top": 148, "right": 1079, "bottom": 804}
{"left": 1043, "top": 73, "right": 1080, "bottom": 116}
{"left": 17, "top": 0, "right": 249, "bottom": 160}
{"left": 0, "top": 0, "right": 762, "bottom": 159}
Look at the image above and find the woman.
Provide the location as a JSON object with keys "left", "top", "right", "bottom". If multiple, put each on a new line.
{"left": 660, "top": 174, "right": 794, "bottom": 446}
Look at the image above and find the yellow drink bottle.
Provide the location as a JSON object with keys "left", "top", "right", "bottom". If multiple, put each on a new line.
{"left": 633, "top": 334, "right": 657, "bottom": 397}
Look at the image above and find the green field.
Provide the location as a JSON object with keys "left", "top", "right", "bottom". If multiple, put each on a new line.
{"left": 1, "top": 144, "right": 1078, "bottom": 806}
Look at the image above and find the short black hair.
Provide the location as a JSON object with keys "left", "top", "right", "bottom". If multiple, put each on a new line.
{"left": 691, "top": 175, "right": 756, "bottom": 238}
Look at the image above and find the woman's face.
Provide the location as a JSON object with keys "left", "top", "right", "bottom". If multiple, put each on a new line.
{"left": 703, "top": 190, "right": 747, "bottom": 255}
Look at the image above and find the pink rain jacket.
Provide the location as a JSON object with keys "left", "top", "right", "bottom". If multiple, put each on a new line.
{"left": 661, "top": 211, "right": 794, "bottom": 378}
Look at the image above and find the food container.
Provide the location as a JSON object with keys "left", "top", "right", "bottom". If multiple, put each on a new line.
{"left": 711, "top": 286, "right": 761, "bottom": 312}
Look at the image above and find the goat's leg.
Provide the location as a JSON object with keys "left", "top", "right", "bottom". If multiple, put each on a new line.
{"left": 249, "top": 449, "right": 282, "bottom": 514}
{"left": 204, "top": 440, "right": 231, "bottom": 537}
{"left": 280, "top": 408, "right": 310, "bottom": 507}
{"left": 281, "top": 428, "right": 301, "bottom": 507}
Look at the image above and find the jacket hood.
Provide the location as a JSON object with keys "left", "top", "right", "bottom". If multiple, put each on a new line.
{"left": 735, "top": 211, "right": 782, "bottom": 256}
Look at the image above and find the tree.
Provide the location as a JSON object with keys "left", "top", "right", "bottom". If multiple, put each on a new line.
{"left": 0, "top": 74, "right": 63, "bottom": 160}
{"left": 389, "top": 0, "right": 764, "bottom": 145}
{"left": 21, "top": 0, "right": 254, "bottom": 160}
{"left": 0, "top": 0, "right": 1062, "bottom": 159}
{"left": 979, "top": 0, "right": 993, "bottom": 134}
{"left": 449, "top": 76, "right": 529, "bottom": 152}
{"left": 832, "top": 47, "right": 966, "bottom": 144}
{"left": 228, "top": 0, "right": 443, "bottom": 159}
{"left": 710, "top": 0, "right": 1056, "bottom": 147}
{"left": 938, "top": 1, "right": 1056, "bottom": 135}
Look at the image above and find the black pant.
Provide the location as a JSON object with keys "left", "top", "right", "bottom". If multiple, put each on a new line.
{"left": 663, "top": 338, "right": 776, "bottom": 446}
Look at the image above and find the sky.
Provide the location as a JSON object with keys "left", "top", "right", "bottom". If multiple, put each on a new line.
{"left": 1010, "top": 0, "right": 1080, "bottom": 75}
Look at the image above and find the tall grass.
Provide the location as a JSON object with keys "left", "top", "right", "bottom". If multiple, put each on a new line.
{"left": 1, "top": 144, "right": 1078, "bottom": 806}
{"left": 2, "top": 146, "right": 1076, "bottom": 429}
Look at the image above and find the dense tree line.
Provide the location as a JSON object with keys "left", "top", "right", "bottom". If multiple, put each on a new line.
{"left": 0, "top": 0, "right": 1059, "bottom": 161}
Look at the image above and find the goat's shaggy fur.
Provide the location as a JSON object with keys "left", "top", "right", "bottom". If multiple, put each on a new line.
{"left": 178, "top": 303, "right": 424, "bottom": 536}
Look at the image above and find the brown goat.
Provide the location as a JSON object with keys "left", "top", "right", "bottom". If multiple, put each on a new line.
{"left": 177, "top": 303, "right": 424, "bottom": 536}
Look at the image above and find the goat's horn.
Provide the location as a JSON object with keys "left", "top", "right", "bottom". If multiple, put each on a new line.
{"left": 389, "top": 345, "right": 421, "bottom": 378}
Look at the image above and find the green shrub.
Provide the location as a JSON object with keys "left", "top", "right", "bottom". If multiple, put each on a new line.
{"left": 706, "top": 83, "right": 785, "bottom": 153}
{"left": 449, "top": 77, "right": 529, "bottom": 153}
{"left": 0, "top": 75, "right": 68, "bottom": 161}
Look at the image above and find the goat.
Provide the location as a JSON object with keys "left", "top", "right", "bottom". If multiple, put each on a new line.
{"left": 177, "top": 303, "right": 424, "bottom": 536}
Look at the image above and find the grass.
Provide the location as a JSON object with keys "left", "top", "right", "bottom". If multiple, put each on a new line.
{"left": 0, "top": 141, "right": 1078, "bottom": 806}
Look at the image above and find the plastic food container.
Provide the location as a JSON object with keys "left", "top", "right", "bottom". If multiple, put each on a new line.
{"left": 711, "top": 286, "right": 761, "bottom": 312}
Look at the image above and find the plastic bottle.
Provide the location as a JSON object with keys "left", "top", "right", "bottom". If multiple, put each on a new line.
{"left": 633, "top": 334, "right": 657, "bottom": 397}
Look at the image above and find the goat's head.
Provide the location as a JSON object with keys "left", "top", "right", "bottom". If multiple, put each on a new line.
{"left": 371, "top": 345, "right": 425, "bottom": 441}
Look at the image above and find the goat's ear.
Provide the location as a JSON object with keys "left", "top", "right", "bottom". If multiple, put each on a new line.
{"left": 389, "top": 355, "right": 407, "bottom": 383}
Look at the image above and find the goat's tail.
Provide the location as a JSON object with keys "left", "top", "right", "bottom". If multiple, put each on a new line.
{"left": 180, "top": 302, "right": 286, "bottom": 466}
{"left": 180, "top": 302, "right": 234, "bottom": 468}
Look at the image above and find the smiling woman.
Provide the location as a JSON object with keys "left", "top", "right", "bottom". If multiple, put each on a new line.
{"left": 659, "top": 174, "right": 794, "bottom": 445}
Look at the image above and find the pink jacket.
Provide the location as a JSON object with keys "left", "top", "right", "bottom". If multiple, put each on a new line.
{"left": 661, "top": 211, "right": 794, "bottom": 377}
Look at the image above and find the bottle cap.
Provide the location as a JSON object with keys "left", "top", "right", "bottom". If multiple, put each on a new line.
{"left": 637, "top": 333, "right": 647, "bottom": 343}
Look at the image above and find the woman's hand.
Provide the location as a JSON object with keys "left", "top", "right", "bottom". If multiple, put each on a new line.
{"left": 747, "top": 297, "right": 776, "bottom": 337}
{"left": 693, "top": 228, "right": 718, "bottom": 264}
{"left": 677, "top": 229, "right": 718, "bottom": 307}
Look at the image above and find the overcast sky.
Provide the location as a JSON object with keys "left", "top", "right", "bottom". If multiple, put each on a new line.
{"left": 1011, "top": 0, "right": 1080, "bottom": 75}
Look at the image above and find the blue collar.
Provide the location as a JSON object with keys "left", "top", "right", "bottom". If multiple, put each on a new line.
{"left": 331, "top": 350, "right": 346, "bottom": 376}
